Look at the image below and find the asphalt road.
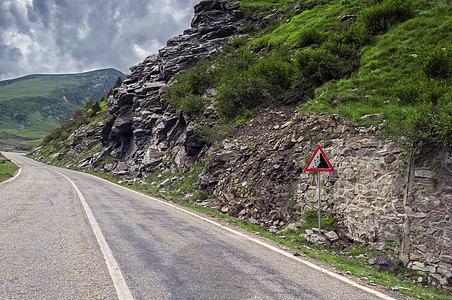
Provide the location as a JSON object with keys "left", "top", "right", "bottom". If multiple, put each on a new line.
{"left": 0, "top": 153, "right": 406, "bottom": 300}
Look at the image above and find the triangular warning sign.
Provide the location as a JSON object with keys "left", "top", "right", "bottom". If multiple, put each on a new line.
{"left": 304, "top": 145, "right": 335, "bottom": 172}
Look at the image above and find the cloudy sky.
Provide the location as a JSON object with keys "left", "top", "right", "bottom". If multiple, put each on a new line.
{"left": 0, "top": 0, "right": 199, "bottom": 80}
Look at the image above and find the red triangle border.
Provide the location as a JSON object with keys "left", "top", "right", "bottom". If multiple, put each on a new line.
{"left": 304, "top": 145, "right": 335, "bottom": 172}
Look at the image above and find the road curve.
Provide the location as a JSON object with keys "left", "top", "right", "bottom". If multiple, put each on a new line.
{"left": 0, "top": 153, "right": 406, "bottom": 300}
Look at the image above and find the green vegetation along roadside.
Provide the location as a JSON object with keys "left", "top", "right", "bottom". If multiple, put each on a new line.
{"left": 0, "top": 153, "right": 19, "bottom": 182}
{"left": 32, "top": 127, "right": 451, "bottom": 300}
{"left": 65, "top": 165, "right": 449, "bottom": 300}
{"left": 34, "top": 97, "right": 111, "bottom": 166}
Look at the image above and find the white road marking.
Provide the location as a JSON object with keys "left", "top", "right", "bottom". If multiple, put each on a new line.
{"left": 151, "top": 199, "right": 396, "bottom": 300}
{"left": 5, "top": 153, "right": 395, "bottom": 300}
{"left": 56, "top": 171, "right": 134, "bottom": 300}
{"left": 87, "top": 173, "right": 397, "bottom": 300}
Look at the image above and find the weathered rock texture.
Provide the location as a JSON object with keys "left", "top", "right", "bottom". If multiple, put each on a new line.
{"left": 88, "top": 0, "right": 244, "bottom": 175}
{"left": 198, "top": 109, "right": 452, "bottom": 290}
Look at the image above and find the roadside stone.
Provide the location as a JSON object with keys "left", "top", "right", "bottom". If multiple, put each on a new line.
{"left": 285, "top": 222, "right": 300, "bottom": 232}
{"left": 409, "top": 253, "right": 423, "bottom": 261}
{"left": 423, "top": 265, "right": 437, "bottom": 273}
{"left": 308, "top": 233, "right": 330, "bottom": 245}
{"left": 114, "top": 170, "right": 128, "bottom": 176}
{"left": 430, "top": 274, "right": 449, "bottom": 286}
{"left": 67, "top": 149, "right": 79, "bottom": 158}
{"left": 269, "top": 210, "right": 284, "bottom": 221}
{"left": 249, "top": 218, "right": 259, "bottom": 225}
{"left": 312, "top": 228, "right": 327, "bottom": 234}
{"left": 114, "top": 161, "right": 128, "bottom": 171}
{"left": 415, "top": 244, "right": 427, "bottom": 253}
{"left": 437, "top": 268, "right": 452, "bottom": 278}
{"left": 268, "top": 227, "right": 278, "bottom": 234}
{"left": 414, "top": 169, "right": 434, "bottom": 178}
{"left": 325, "top": 231, "right": 339, "bottom": 242}
{"left": 410, "top": 261, "right": 425, "bottom": 271}
{"left": 160, "top": 178, "right": 172, "bottom": 187}
{"left": 78, "top": 157, "right": 92, "bottom": 168}
{"left": 369, "top": 257, "right": 395, "bottom": 273}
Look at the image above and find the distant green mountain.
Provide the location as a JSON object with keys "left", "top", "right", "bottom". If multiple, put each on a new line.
{"left": 0, "top": 68, "right": 125, "bottom": 150}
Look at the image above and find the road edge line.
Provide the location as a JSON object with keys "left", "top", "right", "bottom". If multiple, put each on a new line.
{"left": 56, "top": 171, "right": 134, "bottom": 300}
{"left": 147, "top": 194, "right": 396, "bottom": 300}
{"left": 83, "top": 172, "right": 396, "bottom": 300}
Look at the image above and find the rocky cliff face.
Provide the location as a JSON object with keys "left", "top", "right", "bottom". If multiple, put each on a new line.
{"left": 84, "top": 0, "right": 244, "bottom": 176}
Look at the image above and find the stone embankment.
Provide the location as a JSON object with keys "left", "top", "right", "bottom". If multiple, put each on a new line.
{"left": 198, "top": 109, "right": 452, "bottom": 290}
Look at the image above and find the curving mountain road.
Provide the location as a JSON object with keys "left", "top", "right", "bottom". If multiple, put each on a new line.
{"left": 0, "top": 153, "right": 405, "bottom": 299}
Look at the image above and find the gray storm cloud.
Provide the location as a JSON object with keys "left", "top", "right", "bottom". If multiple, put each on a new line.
{"left": 0, "top": 0, "right": 199, "bottom": 79}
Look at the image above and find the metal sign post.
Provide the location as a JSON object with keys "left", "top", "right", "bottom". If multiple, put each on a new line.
{"left": 304, "top": 145, "right": 335, "bottom": 233}
{"left": 318, "top": 172, "right": 321, "bottom": 232}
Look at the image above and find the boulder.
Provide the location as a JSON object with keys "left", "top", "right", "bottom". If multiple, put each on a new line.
{"left": 309, "top": 233, "right": 330, "bottom": 245}
{"left": 160, "top": 178, "right": 172, "bottom": 187}
{"left": 67, "top": 149, "right": 79, "bottom": 158}
{"left": 325, "top": 231, "right": 339, "bottom": 243}
{"left": 269, "top": 210, "right": 284, "bottom": 221}
{"left": 78, "top": 157, "right": 92, "bottom": 168}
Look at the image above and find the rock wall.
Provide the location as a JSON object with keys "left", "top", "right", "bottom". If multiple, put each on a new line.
{"left": 199, "top": 110, "right": 452, "bottom": 290}
{"left": 318, "top": 137, "right": 451, "bottom": 289}
{"left": 403, "top": 148, "right": 452, "bottom": 288}
{"left": 327, "top": 140, "right": 452, "bottom": 289}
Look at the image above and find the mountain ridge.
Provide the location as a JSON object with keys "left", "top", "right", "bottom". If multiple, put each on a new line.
{"left": 0, "top": 68, "right": 117, "bottom": 84}
{"left": 0, "top": 68, "right": 125, "bottom": 150}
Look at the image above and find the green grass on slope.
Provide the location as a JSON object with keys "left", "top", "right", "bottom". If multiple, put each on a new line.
{"left": 240, "top": 0, "right": 300, "bottom": 10}
{"left": 0, "top": 109, "right": 63, "bottom": 140}
{"left": 168, "top": 0, "right": 452, "bottom": 145}
{"left": 0, "top": 75, "right": 82, "bottom": 102}
{"left": 0, "top": 156, "right": 19, "bottom": 182}
{"left": 242, "top": 0, "right": 451, "bottom": 146}
{"left": 312, "top": 1, "right": 451, "bottom": 113}
{"left": 0, "top": 69, "right": 124, "bottom": 148}
{"left": 249, "top": 1, "right": 360, "bottom": 48}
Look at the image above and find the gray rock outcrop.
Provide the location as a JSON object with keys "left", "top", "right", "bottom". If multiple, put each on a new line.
{"left": 95, "top": 0, "right": 244, "bottom": 174}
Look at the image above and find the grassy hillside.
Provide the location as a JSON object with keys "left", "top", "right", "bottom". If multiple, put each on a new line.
{"left": 0, "top": 69, "right": 125, "bottom": 150}
{"left": 167, "top": 0, "right": 451, "bottom": 148}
